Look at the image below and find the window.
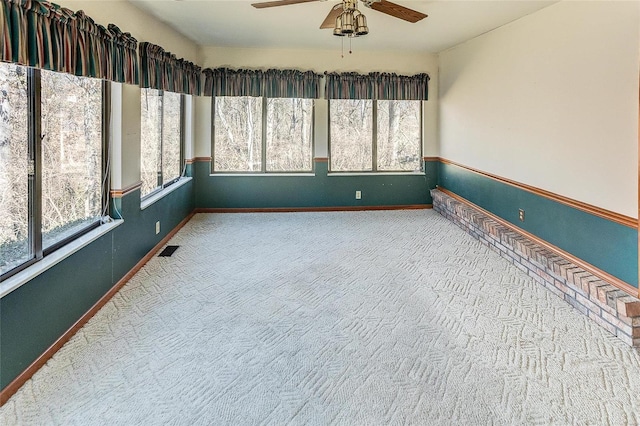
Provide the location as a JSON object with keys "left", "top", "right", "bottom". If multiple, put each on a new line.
{"left": 0, "top": 64, "right": 29, "bottom": 275}
{"left": 213, "top": 96, "right": 313, "bottom": 173}
{"left": 329, "top": 99, "right": 422, "bottom": 172}
{"left": 329, "top": 100, "right": 373, "bottom": 172}
{"left": 0, "top": 63, "right": 106, "bottom": 280}
{"left": 140, "top": 89, "right": 183, "bottom": 198}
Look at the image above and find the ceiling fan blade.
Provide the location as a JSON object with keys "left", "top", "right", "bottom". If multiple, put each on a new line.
{"left": 320, "top": 4, "right": 343, "bottom": 29}
{"left": 367, "top": 0, "right": 427, "bottom": 23}
{"left": 252, "top": 0, "right": 321, "bottom": 9}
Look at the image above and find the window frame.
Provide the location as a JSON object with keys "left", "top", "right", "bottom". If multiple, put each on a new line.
{"left": 328, "top": 99, "right": 423, "bottom": 174}
{"left": 140, "top": 89, "right": 186, "bottom": 200}
{"left": 0, "top": 66, "right": 109, "bottom": 282}
{"left": 211, "top": 96, "right": 315, "bottom": 174}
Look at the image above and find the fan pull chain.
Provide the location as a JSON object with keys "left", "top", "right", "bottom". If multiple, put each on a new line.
{"left": 349, "top": 36, "right": 353, "bottom": 55}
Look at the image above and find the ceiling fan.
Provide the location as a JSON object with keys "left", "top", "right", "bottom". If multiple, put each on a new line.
{"left": 251, "top": 0, "right": 427, "bottom": 37}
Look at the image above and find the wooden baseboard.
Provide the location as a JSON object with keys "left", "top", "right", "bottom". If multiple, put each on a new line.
{"left": 0, "top": 212, "right": 195, "bottom": 407}
{"left": 195, "top": 204, "right": 432, "bottom": 213}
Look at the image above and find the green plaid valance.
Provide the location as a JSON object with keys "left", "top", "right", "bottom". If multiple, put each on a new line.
{"left": 139, "top": 41, "right": 201, "bottom": 95}
{"left": 325, "top": 71, "right": 429, "bottom": 100}
{"left": 1, "top": 0, "right": 138, "bottom": 83}
{"left": 202, "top": 68, "right": 322, "bottom": 99}
{"left": 324, "top": 72, "right": 374, "bottom": 100}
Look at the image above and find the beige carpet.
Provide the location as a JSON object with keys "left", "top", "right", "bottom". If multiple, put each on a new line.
{"left": 2, "top": 210, "right": 640, "bottom": 425}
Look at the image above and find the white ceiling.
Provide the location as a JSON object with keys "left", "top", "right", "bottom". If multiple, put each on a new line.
{"left": 129, "top": 0, "right": 558, "bottom": 53}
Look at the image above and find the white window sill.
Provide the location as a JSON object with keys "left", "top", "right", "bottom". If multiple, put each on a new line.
{"left": 0, "top": 219, "right": 124, "bottom": 299}
{"left": 209, "top": 173, "right": 315, "bottom": 177}
{"left": 141, "top": 177, "right": 193, "bottom": 210}
{"left": 328, "top": 172, "right": 425, "bottom": 176}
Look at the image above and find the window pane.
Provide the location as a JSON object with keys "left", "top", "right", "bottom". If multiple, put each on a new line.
{"left": 41, "top": 70, "right": 102, "bottom": 249}
{"left": 377, "top": 100, "right": 421, "bottom": 171}
{"left": 329, "top": 99, "right": 373, "bottom": 172}
{"left": 266, "top": 98, "right": 313, "bottom": 172}
{"left": 162, "top": 91, "right": 181, "bottom": 184}
{"left": 141, "top": 89, "right": 162, "bottom": 196}
{"left": 214, "top": 96, "right": 262, "bottom": 172}
{"left": 0, "top": 63, "right": 30, "bottom": 275}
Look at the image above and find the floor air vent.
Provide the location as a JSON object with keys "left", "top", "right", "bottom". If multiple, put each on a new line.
{"left": 158, "top": 245, "right": 179, "bottom": 257}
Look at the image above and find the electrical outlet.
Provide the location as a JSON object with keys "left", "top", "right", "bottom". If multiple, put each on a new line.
{"left": 355, "top": 190, "right": 362, "bottom": 200}
{"left": 155, "top": 221, "right": 160, "bottom": 234}
{"left": 518, "top": 209, "right": 525, "bottom": 222}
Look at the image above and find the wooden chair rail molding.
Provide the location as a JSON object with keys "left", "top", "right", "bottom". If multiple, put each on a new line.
{"left": 109, "top": 181, "right": 142, "bottom": 198}
{"left": 438, "top": 158, "right": 637, "bottom": 229}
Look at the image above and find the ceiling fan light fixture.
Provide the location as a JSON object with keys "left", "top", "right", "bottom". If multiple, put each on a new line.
{"left": 355, "top": 12, "right": 368, "bottom": 35}
{"left": 333, "top": 15, "right": 346, "bottom": 36}
{"left": 334, "top": 10, "right": 358, "bottom": 36}
{"left": 341, "top": 11, "right": 355, "bottom": 34}
{"left": 251, "top": 0, "right": 428, "bottom": 55}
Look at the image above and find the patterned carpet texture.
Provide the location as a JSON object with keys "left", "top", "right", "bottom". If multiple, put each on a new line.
{"left": 2, "top": 210, "right": 640, "bottom": 425}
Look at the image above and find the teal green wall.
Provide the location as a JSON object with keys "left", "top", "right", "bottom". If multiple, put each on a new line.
{"left": 195, "top": 160, "right": 438, "bottom": 208}
{"left": 438, "top": 162, "right": 638, "bottom": 287}
{"left": 0, "top": 179, "right": 194, "bottom": 390}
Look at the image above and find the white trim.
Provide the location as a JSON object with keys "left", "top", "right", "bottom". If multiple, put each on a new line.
{"left": 141, "top": 177, "right": 192, "bottom": 210}
{"left": 328, "top": 172, "right": 425, "bottom": 177}
{"left": 0, "top": 220, "right": 124, "bottom": 299}
{"left": 209, "top": 173, "right": 315, "bottom": 177}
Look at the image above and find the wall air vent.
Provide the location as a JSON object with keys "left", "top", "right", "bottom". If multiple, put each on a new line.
{"left": 158, "top": 245, "right": 179, "bottom": 257}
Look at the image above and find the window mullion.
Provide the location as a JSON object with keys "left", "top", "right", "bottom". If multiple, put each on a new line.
{"left": 28, "top": 68, "right": 43, "bottom": 260}
{"left": 327, "top": 99, "right": 332, "bottom": 172}
{"left": 211, "top": 97, "right": 216, "bottom": 173}
{"left": 419, "top": 101, "right": 424, "bottom": 172}
{"left": 261, "top": 97, "right": 267, "bottom": 173}
{"left": 102, "top": 81, "right": 110, "bottom": 218}
{"left": 372, "top": 99, "right": 378, "bottom": 172}
{"left": 180, "top": 94, "right": 185, "bottom": 177}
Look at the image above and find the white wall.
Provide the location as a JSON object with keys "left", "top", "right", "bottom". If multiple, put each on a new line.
{"left": 57, "top": 0, "right": 199, "bottom": 189}
{"left": 195, "top": 47, "right": 439, "bottom": 159}
{"left": 57, "top": 0, "right": 198, "bottom": 63}
{"left": 438, "top": 1, "right": 639, "bottom": 218}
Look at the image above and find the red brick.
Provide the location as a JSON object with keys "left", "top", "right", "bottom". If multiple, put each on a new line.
{"left": 536, "top": 267, "right": 554, "bottom": 284}
{"left": 588, "top": 280, "right": 609, "bottom": 298}
{"left": 606, "top": 290, "right": 627, "bottom": 310}
{"left": 616, "top": 296, "right": 640, "bottom": 318}
{"left": 618, "top": 315, "right": 640, "bottom": 328}
{"left": 600, "top": 302, "right": 617, "bottom": 317}
{"left": 576, "top": 293, "right": 601, "bottom": 315}
{"left": 566, "top": 268, "right": 587, "bottom": 286}
{"left": 565, "top": 296, "right": 589, "bottom": 316}
{"left": 554, "top": 279, "right": 575, "bottom": 298}
{"left": 601, "top": 309, "right": 632, "bottom": 335}
{"left": 529, "top": 271, "right": 545, "bottom": 286}
{"left": 579, "top": 275, "right": 601, "bottom": 296}
{"left": 597, "top": 285, "right": 619, "bottom": 305}
{"left": 570, "top": 271, "right": 591, "bottom": 289}
{"left": 560, "top": 264, "right": 581, "bottom": 282}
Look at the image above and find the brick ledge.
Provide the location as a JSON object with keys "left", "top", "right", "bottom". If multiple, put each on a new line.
{"left": 431, "top": 188, "right": 640, "bottom": 347}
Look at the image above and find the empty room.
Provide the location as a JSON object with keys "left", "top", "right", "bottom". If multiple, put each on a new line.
{"left": 1, "top": 0, "right": 639, "bottom": 423}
